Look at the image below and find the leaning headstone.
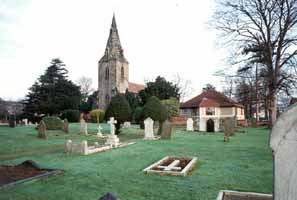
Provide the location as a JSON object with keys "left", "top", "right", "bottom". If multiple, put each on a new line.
{"left": 99, "top": 192, "right": 120, "bottom": 200}
{"left": 223, "top": 117, "right": 233, "bottom": 142}
{"left": 270, "top": 104, "right": 297, "bottom": 200}
{"left": 38, "top": 120, "right": 46, "bottom": 139}
{"left": 144, "top": 117, "right": 154, "bottom": 140}
{"left": 161, "top": 120, "right": 172, "bottom": 139}
{"left": 63, "top": 119, "right": 69, "bottom": 133}
{"left": 186, "top": 118, "right": 194, "bottom": 131}
{"left": 80, "top": 118, "right": 88, "bottom": 135}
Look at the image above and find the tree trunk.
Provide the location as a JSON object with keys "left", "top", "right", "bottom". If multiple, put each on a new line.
{"left": 270, "top": 93, "right": 277, "bottom": 125}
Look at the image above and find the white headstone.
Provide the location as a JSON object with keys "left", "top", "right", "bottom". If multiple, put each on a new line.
{"left": 80, "top": 119, "right": 88, "bottom": 135}
{"left": 97, "top": 125, "right": 103, "bottom": 137}
{"left": 186, "top": 118, "right": 194, "bottom": 131}
{"left": 270, "top": 104, "right": 297, "bottom": 200}
{"left": 23, "top": 118, "right": 28, "bottom": 126}
{"left": 108, "top": 117, "right": 117, "bottom": 135}
{"left": 144, "top": 117, "right": 154, "bottom": 139}
{"left": 123, "top": 121, "right": 131, "bottom": 128}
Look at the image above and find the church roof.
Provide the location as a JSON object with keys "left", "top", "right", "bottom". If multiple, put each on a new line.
{"left": 180, "top": 89, "right": 243, "bottom": 109}
{"left": 99, "top": 14, "right": 128, "bottom": 63}
{"left": 128, "top": 82, "right": 145, "bottom": 94}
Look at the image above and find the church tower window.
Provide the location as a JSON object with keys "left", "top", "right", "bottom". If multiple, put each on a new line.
{"left": 105, "top": 67, "right": 109, "bottom": 80}
{"left": 121, "top": 66, "right": 124, "bottom": 80}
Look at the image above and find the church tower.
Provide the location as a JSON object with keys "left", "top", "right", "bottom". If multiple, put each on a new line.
{"left": 98, "top": 14, "right": 129, "bottom": 109}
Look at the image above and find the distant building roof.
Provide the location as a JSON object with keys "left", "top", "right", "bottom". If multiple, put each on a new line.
{"left": 180, "top": 89, "right": 243, "bottom": 109}
{"left": 290, "top": 97, "right": 297, "bottom": 106}
{"left": 128, "top": 82, "right": 145, "bottom": 94}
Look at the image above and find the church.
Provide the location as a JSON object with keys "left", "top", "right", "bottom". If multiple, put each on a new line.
{"left": 98, "top": 15, "right": 144, "bottom": 109}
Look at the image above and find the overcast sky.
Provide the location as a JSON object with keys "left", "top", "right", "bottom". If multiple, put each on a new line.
{"left": 0, "top": 0, "right": 229, "bottom": 101}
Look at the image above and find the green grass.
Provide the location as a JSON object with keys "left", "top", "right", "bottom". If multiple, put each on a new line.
{"left": 0, "top": 124, "right": 273, "bottom": 200}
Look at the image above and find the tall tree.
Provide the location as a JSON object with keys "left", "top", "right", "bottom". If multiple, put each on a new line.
{"left": 212, "top": 0, "right": 297, "bottom": 124}
{"left": 23, "top": 58, "right": 81, "bottom": 118}
{"left": 139, "top": 76, "right": 180, "bottom": 104}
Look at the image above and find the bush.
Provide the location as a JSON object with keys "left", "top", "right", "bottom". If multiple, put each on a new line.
{"left": 161, "top": 97, "right": 180, "bottom": 118}
{"left": 143, "top": 96, "right": 168, "bottom": 135}
{"left": 42, "top": 116, "right": 63, "bottom": 130}
{"left": 133, "top": 107, "right": 144, "bottom": 124}
{"left": 105, "top": 94, "right": 132, "bottom": 134}
{"left": 90, "top": 109, "right": 105, "bottom": 123}
{"left": 61, "top": 109, "right": 80, "bottom": 122}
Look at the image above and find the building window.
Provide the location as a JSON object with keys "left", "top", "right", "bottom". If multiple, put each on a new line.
{"left": 121, "top": 66, "right": 124, "bottom": 80}
{"left": 105, "top": 67, "right": 109, "bottom": 80}
{"left": 206, "top": 107, "right": 215, "bottom": 115}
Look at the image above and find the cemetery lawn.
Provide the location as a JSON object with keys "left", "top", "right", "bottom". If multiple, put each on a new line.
{"left": 0, "top": 124, "right": 273, "bottom": 200}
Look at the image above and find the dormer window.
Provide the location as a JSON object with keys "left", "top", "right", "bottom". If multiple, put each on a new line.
{"left": 206, "top": 107, "right": 215, "bottom": 115}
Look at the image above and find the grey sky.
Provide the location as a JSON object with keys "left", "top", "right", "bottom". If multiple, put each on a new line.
{"left": 0, "top": 0, "right": 228, "bottom": 101}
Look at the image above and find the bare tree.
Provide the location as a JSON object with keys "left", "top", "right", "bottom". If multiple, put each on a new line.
{"left": 212, "top": 0, "right": 297, "bottom": 124}
{"left": 171, "top": 73, "right": 193, "bottom": 102}
{"left": 76, "top": 76, "right": 94, "bottom": 102}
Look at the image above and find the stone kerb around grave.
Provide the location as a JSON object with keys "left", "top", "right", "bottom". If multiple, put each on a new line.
{"left": 270, "top": 104, "right": 297, "bottom": 200}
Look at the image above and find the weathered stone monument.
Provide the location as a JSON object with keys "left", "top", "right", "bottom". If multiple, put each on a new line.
{"left": 161, "top": 120, "right": 172, "bottom": 139}
{"left": 186, "top": 118, "right": 194, "bottom": 131}
{"left": 38, "top": 120, "right": 46, "bottom": 139}
{"left": 96, "top": 125, "right": 104, "bottom": 137}
{"left": 80, "top": 118, "right": 88, "bottom": 135}
{"left": 105, "top": 117, "right": 120, "bottom": 147}
{"left": 270, "top": 104, "right": 297, "bottom": 200}
{"left": 223, "top": 117, "right": 233, "bottom": 142}
{"left": 22, "top": 118, "right": 28, "bottom": 126}
{"left": 123, "top": 121, "right": 131, "bottom": 128}
{"left": 144, "top": 117, "right": 155, "bottom": 140}
{"left": 63, "top": 119, "right": 69, "bottom": 133}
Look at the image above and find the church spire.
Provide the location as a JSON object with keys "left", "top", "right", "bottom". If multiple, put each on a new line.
{"left": 99, "top": 14, "right": 127, "bottom": 63}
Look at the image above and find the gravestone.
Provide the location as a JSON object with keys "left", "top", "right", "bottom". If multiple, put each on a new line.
{"left": 23, "top": 118, "right": 28, "bottom": 126}
{"left": 80, "top": 118, "right": 88, "bottom": 135}
{"left": 108, "top": 117, "right": 117, "bottom": 135}
{"left": 186, "top": 118, "right": 194, "bottom": 131}
{"left": 38, "top": 120, "right": 46, "bottom": 139}
{"left": 270, "top": 104, "right": 297, "bottom": 200}
{"left": 123, "top": 121, "right": 131, "bottom": 128}
{"left": 161, "top": 120, "right": 172, "bottom": 139}
{"left": 223, "top": 117, "right": 233, "bottom": 142}
{"left": 63, "top": 119, "right": 69, "bottom": 133}
{"left": 97, "top": 125, "right": 103, "bottom": 137}
{"left": 144, "top": 117, "right": 154, "bottom": 140}
{"left": 105, "top": 117, "right": 120, "bottom": 147}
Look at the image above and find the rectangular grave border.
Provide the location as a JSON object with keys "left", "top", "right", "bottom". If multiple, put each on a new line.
{"left": 216, "top": 190, "right": 272, "bottom": 200}
{"left": 0, "top": 168, "right": 63, "bottom": 189}
{"left": 143, "top": 156, "right": 198, "bottom": 176}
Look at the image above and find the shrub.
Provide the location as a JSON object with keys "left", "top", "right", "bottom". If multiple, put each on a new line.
{"left": 161, "top": 97, "right": 180, "bottom": 118}
{"left": 43, "top": 116, "right": 63, "bottom": 130}
{"left": 133, "top": 106, "right": 145, "bottom": 129}
{"left": 105, "top": 94, "right": 132, "bottom": 135}
{"left": 90, "top": 109, "right": 105, "bottom": 123}
{"left": 61, "top": 109, "right": 80, "bottom": 122}
{"left": 143, "top": 96, "right": 168, "bottom": 135}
